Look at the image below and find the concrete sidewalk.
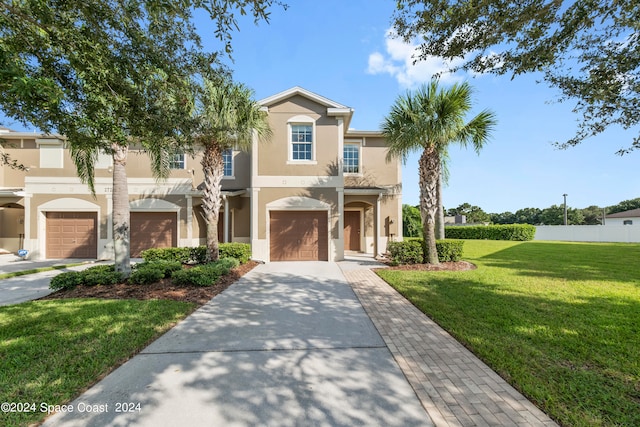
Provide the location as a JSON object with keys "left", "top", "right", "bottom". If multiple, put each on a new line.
{"left": 42, "top": 261, "right": 431, "bottom": 427}
{"left": 0, "top": 262, "right": 106, "bottom": 306}
{"left": 0, "top": 253, "right": 96, "bottom": 274}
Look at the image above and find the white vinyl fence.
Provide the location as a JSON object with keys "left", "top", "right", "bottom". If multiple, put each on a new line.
{"left": 535, "top": 225, "right": 640, "bottom": 243}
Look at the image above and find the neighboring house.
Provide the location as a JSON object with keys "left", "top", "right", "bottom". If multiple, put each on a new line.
{"left": 0, "top": 87, "right": 402, "bottom": 261}
{"left": 444, "top": 214, "right": 466, "bottom": 225}
{"left": 605, "top": 208, "right": 640, "bottom": 226}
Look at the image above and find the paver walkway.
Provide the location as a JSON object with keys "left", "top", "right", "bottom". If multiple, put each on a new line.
{"left": 343, "top": 268, "right": 559, "bottom": 427}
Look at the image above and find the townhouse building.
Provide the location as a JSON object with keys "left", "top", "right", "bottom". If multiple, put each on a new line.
{"left": 0, "top": 87, "right": 402, "bottom": 261}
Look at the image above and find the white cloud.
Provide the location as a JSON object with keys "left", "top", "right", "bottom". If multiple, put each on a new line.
{"left": 367, "top": 29, "right": 467, "bottom": 88}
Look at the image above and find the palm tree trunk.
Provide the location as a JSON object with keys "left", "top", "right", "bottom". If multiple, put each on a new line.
{"left": 201, "top": 143, "right": 224, "bottom": 262}
{"left": 435, "top": 173, "right": 445, "bottom": 239}
{"left": 112, "top": 143, "right": 131, "bottom": 276}
{"left": 419, "top": 147, "right": 441, "bottom": 264}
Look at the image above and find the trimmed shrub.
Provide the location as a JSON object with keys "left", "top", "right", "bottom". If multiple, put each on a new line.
{"left": 445, "top": 224, "right": 535, "bottom": 241}
{"left": 219, "top": 243, "right": 251, "bottom": 264}
{"left": 81, "top": 265, "right": 123, "bottom": 286}
{"left": 50, "top": 265, "right": 123, "bottom": 289}
{"left": 436, "top": 240, "right": 464, "bottom": 262}
{"left": 129, "top": 266, "right": 164, "bottom": 285}
{"left": 189, "top": 246, "right": 209, "bottom": 264}
{"left": 171, "top": 266, "right": 208, "bottom": 286}
{"left": 141, "top": 243, "right": 251, "bottom": 265}
{"left": 50, "top": 271, "right": 83, "bottom": 290}
{"left": 140, "top": 247, "right": 191, "bottom": 263}
{"left": 171, "top": 266, "right": 218, "bottom": 287}
{"left": 213, "top": 257, "right": 240, "bottom": 274}
{"left": 387, "top": 239, "right": 465, "bottom": 265}
{"left": 171, "top": 258, "right": 240, "bottom": 287}
{"left": 388, "top": 240, "right": 423, "bottom": 265}
{"left": 136, "top": 260, "right": 182, "bottom": 277}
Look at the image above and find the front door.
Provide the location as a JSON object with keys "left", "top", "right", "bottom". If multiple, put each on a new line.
{"left": 344, "top": 211, "right": 360, "bottom": 251}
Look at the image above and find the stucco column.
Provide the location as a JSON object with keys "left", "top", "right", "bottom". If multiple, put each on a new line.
{"left": 376, "top": 194, "right": 382, "bottom": 258}
{"left": 250, "top": 187, "right": 261, "bottom": 260}
{"left": 223, "top": 195, "right": 229, "bottom": 243}
{"left": 336, "top": 117, "right": 345, "bottom": 261}
{"left": 106, "top": 193, "right": 113, "bottom": 240}
{"left": 22, "top": 193, "right": 32, "bottom": 253}
{"left": 186, "top": 195, "right": 193, "bottom": 243}
{"left": 337, "top": 188, "right": 344, "bottom": 260}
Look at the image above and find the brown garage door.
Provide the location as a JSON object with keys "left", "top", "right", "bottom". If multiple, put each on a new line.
{"left": 270, "top": 211, "right": 328, "bottom": 261}
{"left": 46, "top": 212, "right": 97, "bottom": 259}
{"left": 130, "top": 212, "right": 177, "bottom": 258}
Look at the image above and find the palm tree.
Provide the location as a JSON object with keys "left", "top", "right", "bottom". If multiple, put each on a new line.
{"left": 69, "top": 78, "right": 191, "bottom": 277}
{"left": 195, "top": 78, "right": 271, "bottom": 261}
{"left": 382, "top": 79, "right": 496, "bottom": 264}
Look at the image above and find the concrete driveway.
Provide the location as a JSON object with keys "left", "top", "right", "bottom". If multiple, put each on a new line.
{"left": 0, "top": 262, "right": 106, "bottom": 306}
{"left": 42, "top": 261, "right": 432, "bottom": 426}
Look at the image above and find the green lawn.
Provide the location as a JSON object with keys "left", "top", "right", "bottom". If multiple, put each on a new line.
{"left": 377, "top": 240, "right": 640, "bottom": 427}
{"left": 0, "top": 299, "right": 195, "bottom": 427}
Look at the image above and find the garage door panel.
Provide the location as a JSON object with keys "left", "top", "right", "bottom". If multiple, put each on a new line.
{"left": 46, "top": 212, "right": 97, "bottom": 259}
{"left": 270, "top": 211, "right": 328, "bottom": 261}
{"left": 130, "top": 212, "right": 177, "bottom": 258}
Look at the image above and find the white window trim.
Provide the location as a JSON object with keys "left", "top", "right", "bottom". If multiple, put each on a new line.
{"left": 38, "top": 143, "right": 64, "bottom": 169}
{"left": 343, "top": 141, "right": 362, "bottom": 176}
{"left": 222, "top": 148, "right": 235, "bottom": 180}
{"left": 287, "top": 115, "right": 317, "bottom": 165}
{"left": 169, "top": 152, "right": 186, "bottom": 170}
{"left": 95, "top": 151, "right": 113, "bottom": 169}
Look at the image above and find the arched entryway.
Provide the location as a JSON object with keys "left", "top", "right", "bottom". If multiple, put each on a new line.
{"left": 0, "top": 202, "right": 24, "bottom": 253}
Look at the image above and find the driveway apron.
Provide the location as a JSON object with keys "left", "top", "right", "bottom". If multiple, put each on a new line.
{"left": 43, "top": 262, "right": 432, "bottom": 427}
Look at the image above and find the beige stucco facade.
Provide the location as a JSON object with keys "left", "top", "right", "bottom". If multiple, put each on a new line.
{"left": 0, "top": 87, "right": 402, "bottom": 261}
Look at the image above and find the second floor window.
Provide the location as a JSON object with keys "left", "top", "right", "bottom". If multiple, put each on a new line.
{"left": 169, "top": 153, "right": 185, "bottom": 169}
{"left": 343, "top": 144, "right": 360, "bottom": 174}
{"left": 291, "top": 124, "right": 313, "bottom": 160}
{"left": 223, "top": 149, "right": 233, "bottom": 177}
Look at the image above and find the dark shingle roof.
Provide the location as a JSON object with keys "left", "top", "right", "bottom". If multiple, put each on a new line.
{"left": 606, "top": 208, "right": 640, "bottom": 218}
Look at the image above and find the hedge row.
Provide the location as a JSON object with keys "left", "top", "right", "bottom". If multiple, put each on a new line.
{"left": 50, "top": 243, "right": 251, "bottom": 291}
{"left": 140, "top": 243, "right": 251, "bottom": 264}
{"left": 50, "top": 257, "right": 242, "bottom": 290}
{"left": 387, "top": 239, "right": 465, "bottom": 265}
{"left": 50, "top": 264, "right": 123, "bottom": 290}
{"left": 444, "top": 224, "right": 535, "bottom": 241}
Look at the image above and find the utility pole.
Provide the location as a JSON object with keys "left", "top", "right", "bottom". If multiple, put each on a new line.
{"left": 563, "top": 194, "right": 568, "bottom": 225}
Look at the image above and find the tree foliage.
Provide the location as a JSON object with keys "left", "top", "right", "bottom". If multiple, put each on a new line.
{"left": 383, "top": 79, "right": 496, "bottom": 263}
{"left": 483, "top": 198, "right": 640, "bottom": 225}
{"left": 392, "top": 0, "right": 640, "bottom": 153}
{"left": 447, "top": 202, "right": 490, "bottom": 223}
{"left": 402, "top": 204, "right": 422, "bottom": 237}
{"left": 0, "top": 1, "right": 281, "bottom": 180}
{"left": 194, "top": 78, "right": 271, "bottom": 261}
{"left": 0, "top": 0, "right": 281, "bottom": 274}
{"left": 607, "top": 198, "right": 640, "bottom": 215}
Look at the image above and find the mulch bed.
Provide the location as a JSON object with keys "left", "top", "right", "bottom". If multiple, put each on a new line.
{"left": 382, "top": 260, "right": 477, "bottom": 271}
{"left": 39, "top": 261, "right": 259, "bottom": 306}
{"left": 38, "top": 258, "right": 474, "bottom": 307}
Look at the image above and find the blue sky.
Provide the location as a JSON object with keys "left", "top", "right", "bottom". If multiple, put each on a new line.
{"left": 213, "top": 1, "right": 638, "bottom": 213}
{"left": 3, "top": 2, "right": 637, "bottom": 213}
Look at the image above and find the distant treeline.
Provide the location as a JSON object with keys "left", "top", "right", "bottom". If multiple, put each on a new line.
{"left": 403, "top": 198, "right": 640, "bottom": 236}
